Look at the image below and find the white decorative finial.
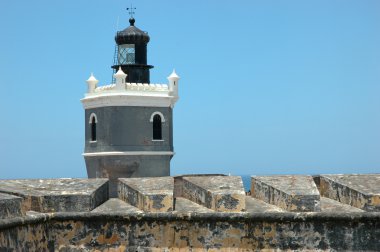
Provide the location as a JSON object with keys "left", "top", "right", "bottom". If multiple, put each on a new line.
{"left": 168, "top": 69, "right": 180, "bottom": 80}
{"left": 168, "top": 69, "right": 180, "bottom": 100}
{"left": 114, "top": 67, "right": 127, "bottom": 78}
{"left": 86, "top": 73, "right": 99, "bottom": 93}
{"left": 114, "top": 67, "right": 127, "bottom": 90}
{"left": 87, "top": 73, "right": 98, "bottom": 82}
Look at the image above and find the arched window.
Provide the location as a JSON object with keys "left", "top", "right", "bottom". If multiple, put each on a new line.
{"left": 91, "top": 117, "right": 97, "bottom": 141}
{"left": 89, "top": 113, "right": 98, "bottom": 142}
{"left": 150, "top": 112, "right": 165, "bottom": 141}
{"left": 153, "top": 114, "right": 162, "bottom": 140}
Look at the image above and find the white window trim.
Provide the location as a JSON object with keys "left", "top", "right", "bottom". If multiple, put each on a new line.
{"left": 149, "top": 111, "right": 165, "bottom": 123}
{"left": 89, "top": 113, "right": 98, "bottom": 143}
{"left": 152, "top": 139, "right": 164, "bottom": 142}
{"left": 89, "top": 113, "right": 98, "bottom": 124}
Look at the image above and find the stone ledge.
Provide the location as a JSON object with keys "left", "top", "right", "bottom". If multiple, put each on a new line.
{"left": 0, "top": 179, "right": 109, "bottom": 213}
{"left": 92, "top": 198, "right": 143, "bottom": 214}
{"left": 118, "top": 177, "right": 174, "bottom": 212}
{"left": 174, "top": 197, "right": 214, "bottom": 213}
{"left": 251, "top": 175, "right": 321, "bottom": 212}
{"left": 320, "top": 174, "right": 380, "bottom": 211}
{"left": 245, "top": 196, "right": 285, "bottom": 213}
{"left": 173, "top": 174, "right": 226, "bottom": 198}
{"left": 182, "top": 176, "right": 245, "bottom": 212}
{"left": 0, "top": 174, "right": 378, "bottom": 217}
{"left": 0, "top": 193, "right": 24, "bottom": 219}
{"left": 1, "top": 211, "right": 380, "bottom": 231}
{"left": 321, "top": 197, "right": 364, "bottom": 213}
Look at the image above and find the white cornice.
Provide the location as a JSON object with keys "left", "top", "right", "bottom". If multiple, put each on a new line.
{"left": 82, "top": 77, "right": 179, "bottom": 109}
{"left": 81, "top": 93, "right": 176, "bottom": 109}
{"left": 83, "top": 151, "right": 175, "bottom": 157}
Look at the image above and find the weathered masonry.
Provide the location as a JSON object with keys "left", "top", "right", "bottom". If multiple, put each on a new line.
{"left": 81, "top": 17, "right": 180, "bottom": 197}
{"left": 0, "top": 174, "right": 379, "bottom": 251}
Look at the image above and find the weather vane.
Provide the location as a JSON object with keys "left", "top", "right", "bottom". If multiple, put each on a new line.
{"left": 127, "top": 4, "right": 136, "bottom": 18}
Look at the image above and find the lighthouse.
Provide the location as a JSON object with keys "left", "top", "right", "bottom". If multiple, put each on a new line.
{"left": 81, "top": 16, "right": 179, "bottom": 197}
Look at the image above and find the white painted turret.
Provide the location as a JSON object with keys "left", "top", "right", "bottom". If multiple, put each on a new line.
{"left": 168, "top": 69, "right": 180, "bottom": 98}
{"left": 114, "top": 67, "right": 127, "bottom": 90}
{"left": 86, "top": 73, "right": 99, "bottom": 93}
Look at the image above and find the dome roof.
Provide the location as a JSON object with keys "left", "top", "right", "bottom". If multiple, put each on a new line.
{"left": 115, "top": 18, "right": 150, "bottom": 45}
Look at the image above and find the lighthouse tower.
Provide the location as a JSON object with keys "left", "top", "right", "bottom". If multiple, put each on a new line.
{"left": 81, "top": 17, "right": 179, "bottom": 197}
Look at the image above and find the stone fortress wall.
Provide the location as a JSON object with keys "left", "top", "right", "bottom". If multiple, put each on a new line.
{"left": 0, "top": 174, "right": 379, "bottom": 251}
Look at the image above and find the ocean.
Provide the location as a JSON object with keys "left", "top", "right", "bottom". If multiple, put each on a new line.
{"left": 241, "top": 175, "right": 251, "bottom": 192}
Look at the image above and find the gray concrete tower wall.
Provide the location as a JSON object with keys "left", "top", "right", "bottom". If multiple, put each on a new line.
{"left": 84, "top": 106, "right": 173, "bottom": 197}
{"left": 84, "top": 106, "right": 173, "bottom": 152}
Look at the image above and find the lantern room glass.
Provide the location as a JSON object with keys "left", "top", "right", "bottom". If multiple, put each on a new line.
{"left": 118, "top": 44, "right": 135, "bottom": 64}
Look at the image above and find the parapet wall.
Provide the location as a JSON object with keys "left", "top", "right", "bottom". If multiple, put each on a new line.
{"left": 0, "top": 174, "right": 379, "bottom": 251}
{"left": 1, "top": 211, "right": 379, "bottom": 251}
{"left": 93, "top": 82, "right": 169, "bottom": 93}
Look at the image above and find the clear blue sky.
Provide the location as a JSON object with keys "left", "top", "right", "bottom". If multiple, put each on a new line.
{"left": 0, "top": 0, "right": 379, "bottom": 179}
